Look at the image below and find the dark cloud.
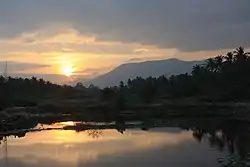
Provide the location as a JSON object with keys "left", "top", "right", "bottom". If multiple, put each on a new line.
{"left": 0, "top": 61, "right": 49, "bottom": 73}
{"left": 0, "top": 61, "right": 70, "bottom": 84}
{"left": 0, "top": 0, "right": 249, "bottom": 51}
{"left": 77, "top": 67, "right": 112, "bottom": 75}
{"left": 125, "top": 56, "right": 167, "bottom": 63}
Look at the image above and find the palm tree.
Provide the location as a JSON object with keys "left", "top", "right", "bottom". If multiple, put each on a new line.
{"left": 192, "top": 64, "right": 204, "bottom": 76}
{"left": 224, "top": 52, "right": 234, "bottom": 64}
{"left": 214, "top": 55, "right": 224, "bottom": 72}
{"left": 205, "top": 58, "right": 217, "bottom": 72}
{"left": 233, "top": 47, "right": 249, "bottom": 62}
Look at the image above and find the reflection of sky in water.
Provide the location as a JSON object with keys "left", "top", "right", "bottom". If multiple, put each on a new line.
{"left": 0, "top": 128, "right": 225, "bottom": 167}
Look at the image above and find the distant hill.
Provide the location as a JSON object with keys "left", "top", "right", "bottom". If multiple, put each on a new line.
{"left": 83, "top": 58, "right": 203, "bottom": 87}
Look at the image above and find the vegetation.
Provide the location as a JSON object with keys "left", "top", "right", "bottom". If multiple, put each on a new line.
{"left": 0, "top": 47, "right": 250, "bottom": 112}
{"left": 102, "top": 47, "right": 250, "bottom": 104}
{"left": 0, "top": 76, "right": 101, "bottom": 109}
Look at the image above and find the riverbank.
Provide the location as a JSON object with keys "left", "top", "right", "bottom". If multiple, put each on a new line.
{"left": 0, "top": 102, "right": 250, "bottom": 121}
{"left": 1, "top": 101, "right": 250, "bottom": 134}
{"left": 0, "top": 116, "right": 249, "bottom": 142}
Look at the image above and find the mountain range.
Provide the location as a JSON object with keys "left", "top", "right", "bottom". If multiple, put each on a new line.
{"left": 83, "top": 58, "right": 203, "bottom": 87}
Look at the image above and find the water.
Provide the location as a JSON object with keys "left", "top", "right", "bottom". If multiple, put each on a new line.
{"left": 0, "top": 120, "right": 248, "bottom": 167}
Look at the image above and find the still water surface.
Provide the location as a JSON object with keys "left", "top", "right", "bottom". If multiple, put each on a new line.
{"left": 0, "top": 122, "right": 231, "bottom": 167}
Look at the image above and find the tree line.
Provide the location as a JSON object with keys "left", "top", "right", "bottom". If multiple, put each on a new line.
{"left": 102, "top": 47, "right": 250, "bottom": 104}
{"left": 0, "top": 47, "right": 250, "bottom": 109}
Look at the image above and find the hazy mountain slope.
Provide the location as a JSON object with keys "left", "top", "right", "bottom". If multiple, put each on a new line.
{"left": 84, "top": 58, "right": 203, "bottom": 87}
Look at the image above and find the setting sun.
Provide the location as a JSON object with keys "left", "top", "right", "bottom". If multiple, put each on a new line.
{"left": 62, "top": 65, "right": 76, "bottom": 77}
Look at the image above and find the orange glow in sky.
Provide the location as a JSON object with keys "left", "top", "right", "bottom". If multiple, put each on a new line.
{"left": 61, "top": 65, "right": 76, "bottom": 77}
{"left": 0, "top": 27, "right": 236, "bottom": 84}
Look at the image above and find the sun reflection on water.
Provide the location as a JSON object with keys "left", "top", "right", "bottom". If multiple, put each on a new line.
{"left": 0, "top": 127, "right": 194, "bottom": 167}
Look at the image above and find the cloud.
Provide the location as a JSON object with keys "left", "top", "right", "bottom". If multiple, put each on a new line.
{"left": 77, "top": 67, "right": 113, "bottom": 75}
{"left": 0, "top": 28, "right": 139, "bottom": 56}
{"left": 0, "top": 61, "right": 72, "bottom": 84}
{"left": 0, "top": 0, "right": 249, "bottom": 51}
{"left": 125, "top": 56, "right": 167, "bottom": 63}
{"left": 0, "top": 61, "right": 49, "bottom": 74}
{"left": 134, "top": 48, "right": 149, "bottom": 53}
{"left": 74, "top": 67, "right": 114, "bottom": 82}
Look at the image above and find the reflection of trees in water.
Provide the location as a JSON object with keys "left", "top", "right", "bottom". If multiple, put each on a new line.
{"left": 84, "top": 126, "right": 126, "bottom": 139}
{"left": 0, "top": 134, "right": 27, "bottom": 166}
{"left": 115, "top": 117, "right": 126, "bottom": 134}
{"left": 191, "top": 120, "right": 250, "bottom": 167}
{"left": 0, "top": 133, "right": 26, "bottom": 145}
{"left": 86, "top": 130, "right": 103, "bottom": 139}
{"left": 117, "top": 128, "right": 125, "bottom": 134}
{"left": 0, "top": 136, "right": 3, "bottom": 145}
{"left": 217, "top": 154, "right": 250, "bottom": 167}
{"left": 2, "top": 118, "right": 250, "bottom": 166}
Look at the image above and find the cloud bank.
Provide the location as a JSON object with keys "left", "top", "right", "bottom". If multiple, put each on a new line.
{"left": 0, "top": 0, "right": 249, "bottom": 51}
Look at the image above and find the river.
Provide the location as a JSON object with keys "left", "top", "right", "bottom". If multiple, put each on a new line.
{"left": 1, "top": 120, "right": 243, "bottom": 167}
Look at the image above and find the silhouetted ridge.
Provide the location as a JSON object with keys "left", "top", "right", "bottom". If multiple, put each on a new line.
{"left": 84, "top": 58, "right": 203, "bottom": 87}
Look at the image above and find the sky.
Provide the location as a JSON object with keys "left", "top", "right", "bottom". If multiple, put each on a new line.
{"left": 0, "top": 0, "right": 249, "bottom": 84}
